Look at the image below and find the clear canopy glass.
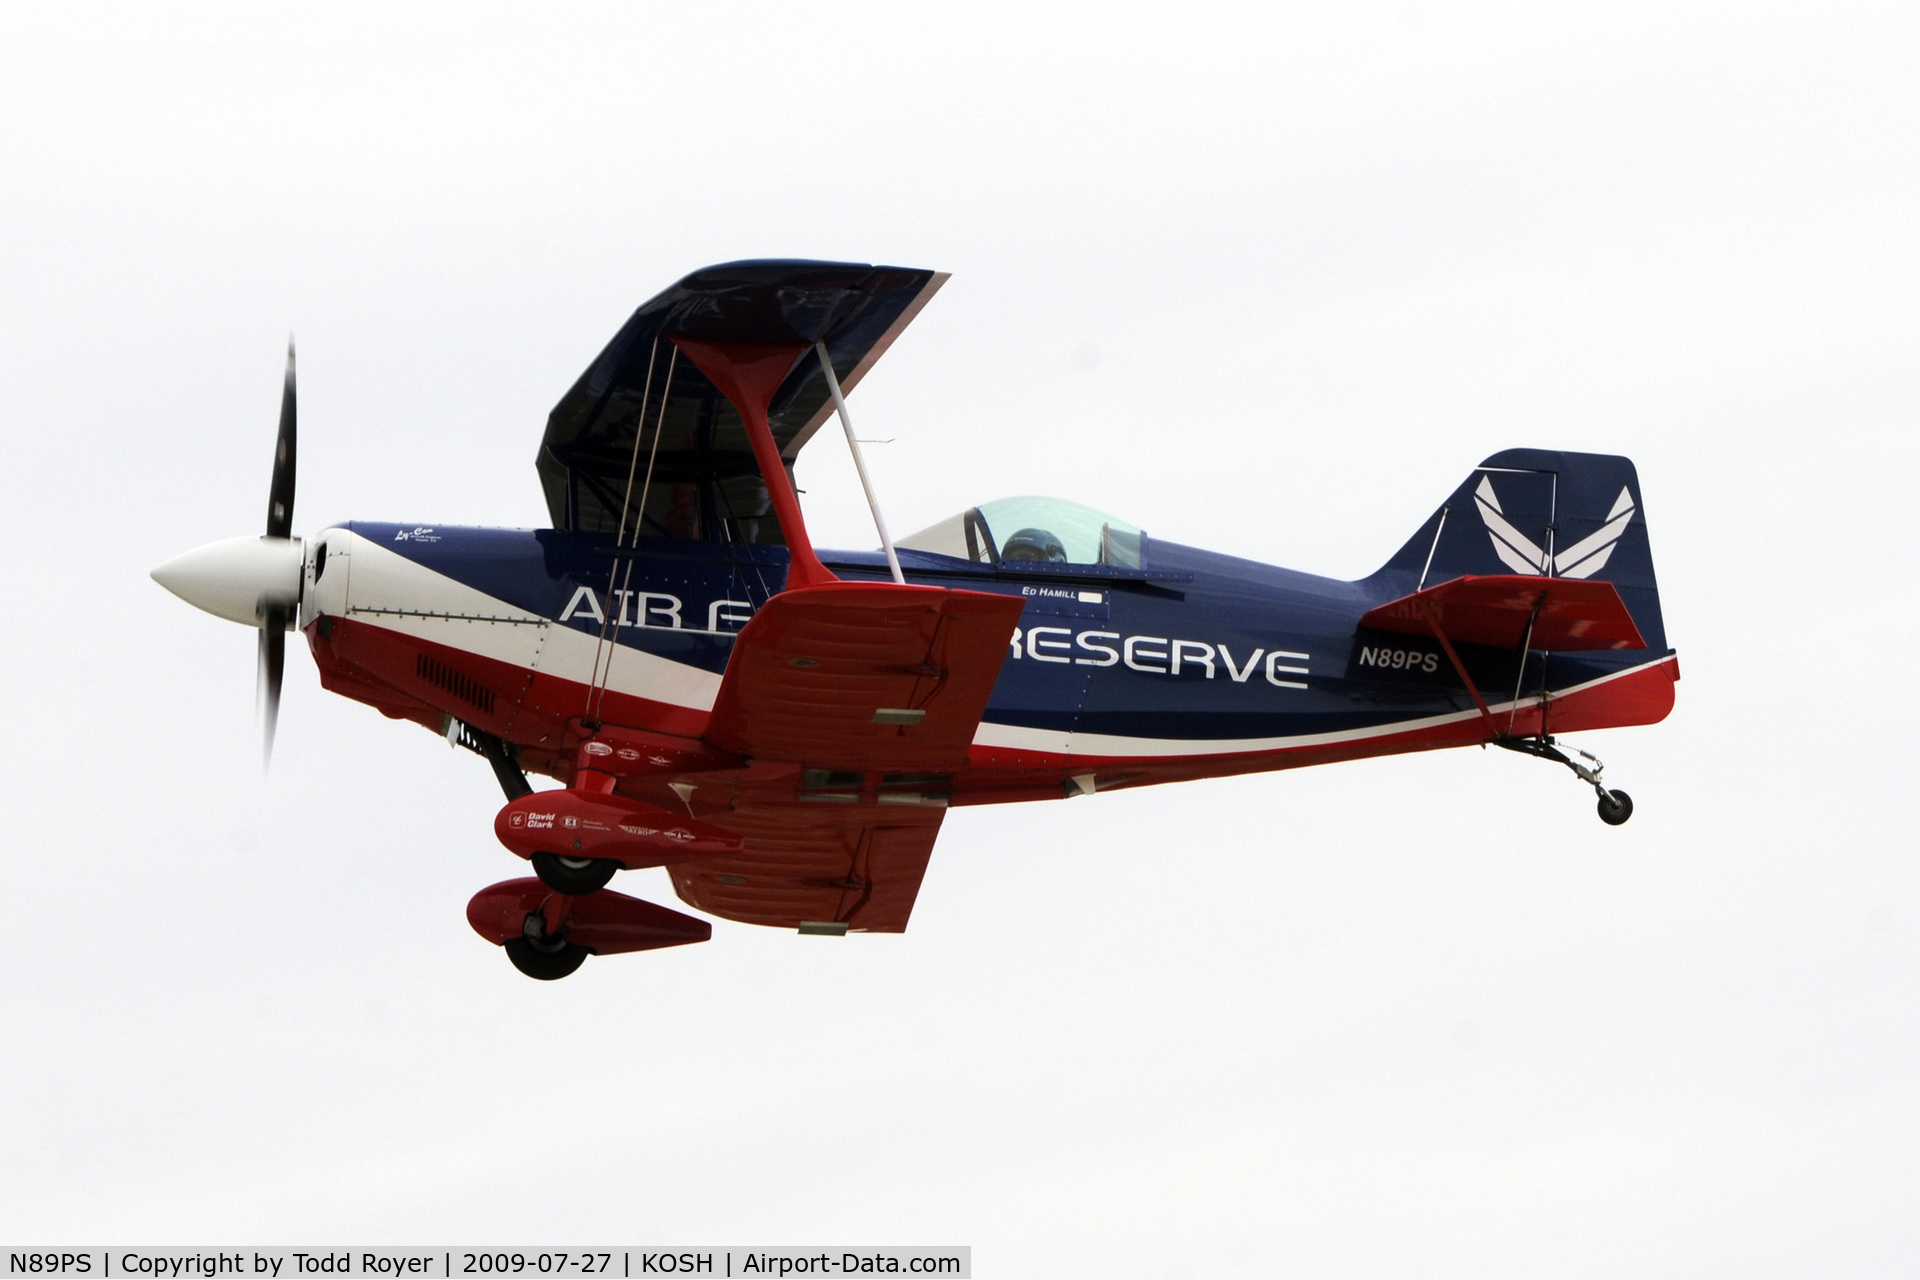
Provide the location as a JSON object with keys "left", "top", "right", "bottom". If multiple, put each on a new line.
{"left": 899, "top": 497, "right": 1144, "bottom": 568}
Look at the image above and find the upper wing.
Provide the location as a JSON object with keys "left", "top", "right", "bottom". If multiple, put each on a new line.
{"left": 704, "top": 581, "right": 1025, "bottom": 772}
{"left": 1361, "top": 574, "right": 1648, "bottom": 651}
{"left": 538, "top": 260, "right": 947, "bottom": 537}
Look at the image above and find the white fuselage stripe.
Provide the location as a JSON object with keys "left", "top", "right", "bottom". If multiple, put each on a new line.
{"left": 969, "top": 653, "right": 1673, "bottom": 759}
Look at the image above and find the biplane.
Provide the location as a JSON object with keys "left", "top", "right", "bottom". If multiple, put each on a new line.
{"left": 153, "top": 260, "right": 1679, "bottom": 980}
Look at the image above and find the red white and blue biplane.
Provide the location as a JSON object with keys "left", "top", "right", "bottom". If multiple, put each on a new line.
{"left": 153, "top": 261, "right": 1679, "bottom": 980}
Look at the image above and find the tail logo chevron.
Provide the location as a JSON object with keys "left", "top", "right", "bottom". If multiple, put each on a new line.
{"left": 1474, "top": 476, "right": 1636, "bottom": 580}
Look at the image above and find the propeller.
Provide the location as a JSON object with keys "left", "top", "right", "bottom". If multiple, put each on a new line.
{"left": 259, "top": 338, "right": 297, "bottom": 764}
{"left": 149, "top": 337, "right": 308, "bottom": 769}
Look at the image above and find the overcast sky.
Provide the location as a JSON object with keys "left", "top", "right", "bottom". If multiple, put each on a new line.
{"left": 2, "top": 3, "right": 1916, "bottom": 1275}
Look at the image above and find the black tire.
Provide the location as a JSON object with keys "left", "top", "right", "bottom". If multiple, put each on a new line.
{"left": 503, "top": 937, "right": 591, "bottom": 981}
{"left": 1597, "top": 789, "right": 1634, "bottom": 826}
{"left": 531, "top": 851, "right": 620, "bottom": 895}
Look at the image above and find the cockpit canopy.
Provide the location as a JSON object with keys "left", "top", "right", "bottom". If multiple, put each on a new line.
{"left": 899, "top": 497, "right": 1144, "bottom": 568}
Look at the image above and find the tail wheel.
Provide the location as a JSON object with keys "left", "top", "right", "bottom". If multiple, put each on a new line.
{"left": 531, "top": 852, "right": 620, "bottom": 895}
{"left": 1597, "top": 789, "right": 1634, "bottom": 826}
{"left": 504, "top": 936, "right": 590, "bottom": 981}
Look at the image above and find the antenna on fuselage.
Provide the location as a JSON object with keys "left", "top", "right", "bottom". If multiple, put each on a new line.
{"left": 815, "top": 341, "right": 905, "bottom": 586}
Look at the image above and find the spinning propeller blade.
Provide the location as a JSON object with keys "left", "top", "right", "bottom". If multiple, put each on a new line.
{"left": 258, "top": 609, "right": 287, "bottom": 764}
{"left": 258, "top": 338, "right": 297, "bottom": 765}
{"left": 268, "top": 339, "right": 296, "bottom": 537}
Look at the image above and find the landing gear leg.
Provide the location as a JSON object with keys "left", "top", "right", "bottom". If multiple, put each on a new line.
{"left": 1495, "top": 736, "right": 1633, "bottom": 826}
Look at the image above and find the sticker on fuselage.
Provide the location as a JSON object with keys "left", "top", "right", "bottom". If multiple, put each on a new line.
{"left": 557, "top": 586, "right": 755, "bottom": 634}
{"left": 1006, "top": 625, "right": 1308, "bottom": 688}
{"left": 1354, "top": 644, "right": 1442, "bottom": 675}
{"left": 1344, "top": 634, "right": 1470, "bottom": 687}
{"left": 1019, "top": 584, "right": 1105, "bottom": 605}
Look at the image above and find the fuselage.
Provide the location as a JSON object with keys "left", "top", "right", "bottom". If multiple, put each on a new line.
{"left": 299, "top": 522, "right": 1678, "bottom": 804}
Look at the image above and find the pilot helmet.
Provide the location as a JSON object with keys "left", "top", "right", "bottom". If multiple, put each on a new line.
{"left": 1000, "top": 527, "right": 1067, "bottom": 563}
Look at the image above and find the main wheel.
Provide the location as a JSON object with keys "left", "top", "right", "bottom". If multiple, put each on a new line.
{"left": 531, "top": 852, "right": 620, "bottom": 895}
{"left": 1596, "top": 789, "right": 1634, "bottom": 826}
{"left": 504, "top": 936, "right": 591, "bottom": 981}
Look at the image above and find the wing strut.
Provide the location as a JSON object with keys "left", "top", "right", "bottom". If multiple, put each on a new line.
{"left": 817, "top": 341, "right": 905, "bottom": 585}
{"left": 1420, "top": 597, "right": 1497, "bottom": 732}
{"left": 669, "top": 337, "right": 837, "bottom": 590}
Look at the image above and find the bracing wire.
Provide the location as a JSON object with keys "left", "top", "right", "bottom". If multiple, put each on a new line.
{"left": 582, "top": 338, "right": 659, "bottom": 722}
{"left": 587, "top": 344, "right": 678, "bottom": 723}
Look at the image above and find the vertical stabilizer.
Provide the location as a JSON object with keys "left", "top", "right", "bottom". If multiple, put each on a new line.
{"left": 1373, "top": 450, "right": 1666, "bottom": 653}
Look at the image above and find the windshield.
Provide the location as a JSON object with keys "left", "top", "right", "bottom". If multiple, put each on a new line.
{"left": 900, "top": 497, "right": 1144, "bottom": 568}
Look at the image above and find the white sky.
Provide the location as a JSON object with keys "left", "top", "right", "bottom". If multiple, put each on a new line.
{"left": 2, "top": 2, "right": 1916, "bottom": 1273}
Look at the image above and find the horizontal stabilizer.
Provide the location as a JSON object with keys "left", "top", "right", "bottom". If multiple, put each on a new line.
{"left": 705, "top": 581, "right": 1025, "bottom": 770}
{"left": 1360, "top": 574, "right": 1647, "bottom": 651}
